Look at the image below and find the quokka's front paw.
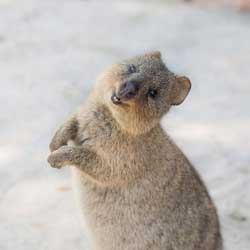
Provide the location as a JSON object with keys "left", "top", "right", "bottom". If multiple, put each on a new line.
{"left": 49, "top": 131, "right": 67, "bottom": 152}
{"left": 47, "top": 146, "right": 73, "bottom": 169}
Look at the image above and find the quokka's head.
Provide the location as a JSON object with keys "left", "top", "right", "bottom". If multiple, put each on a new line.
{"left": 96, "top": 51, "right": 191, "bottom": 135}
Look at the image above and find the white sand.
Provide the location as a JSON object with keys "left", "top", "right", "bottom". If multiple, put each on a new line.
{"left": 0, "top": 1, "right": 249, "bottom": 249}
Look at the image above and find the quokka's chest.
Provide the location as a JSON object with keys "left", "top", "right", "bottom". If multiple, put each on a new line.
{"left": 76, "top": 111, "right": 168, "bottom": 162}
{"left": 91, "top": 135, "right": 138, "bottom": 163}
{"left": 77, "top": 122, "right": 138, "bottom": 155}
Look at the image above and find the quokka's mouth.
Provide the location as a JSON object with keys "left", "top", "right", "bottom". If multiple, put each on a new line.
{"left": 111, "top": 81, "right": 140, "bottom": 105}
{"left": 111, "top": 92, "right": 122, "bottom": 105}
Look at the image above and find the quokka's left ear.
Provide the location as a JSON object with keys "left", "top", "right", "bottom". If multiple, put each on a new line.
{"left": 145, "top": 51, "right": 162, "bottom": 60}
{"left": 171, "top": 76, "right": 191, "bottom": 105}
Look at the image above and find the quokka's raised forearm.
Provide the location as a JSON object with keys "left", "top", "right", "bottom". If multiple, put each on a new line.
{"left": 49, "top": 115, "right": 79, "bottom": 152}
{"left": 48, "top": 145, "right": 97, "bottom": 168}
{"left": 48, "top": 145, "right": 112, "bottom": 185}
{"left": 47, "top": 144, "right": 144, "bottom": 186}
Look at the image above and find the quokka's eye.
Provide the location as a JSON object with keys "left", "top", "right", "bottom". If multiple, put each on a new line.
{"left": 148, "top": 88, "right": 158, "bottom": 99}
{"left": 128, "top": 64, "right": 137, "bottom": 74}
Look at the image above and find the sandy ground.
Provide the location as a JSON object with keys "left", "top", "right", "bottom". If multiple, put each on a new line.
{"left": 0, "top": 0, "right": 250, "bottom": 249}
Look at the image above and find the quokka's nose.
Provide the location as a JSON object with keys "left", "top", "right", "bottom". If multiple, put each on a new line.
{"left": 117, "top": 81, "right": 140, "bottom": 100}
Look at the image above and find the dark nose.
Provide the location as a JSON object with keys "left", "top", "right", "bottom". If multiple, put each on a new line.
{"left": 117, "top": 81, "right": 140, "bottom": 100}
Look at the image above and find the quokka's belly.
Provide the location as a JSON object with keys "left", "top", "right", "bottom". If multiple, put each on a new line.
{"left": 71, "top": 168, "right": 168, "bottom": 250}
{"left": 71, "top": 167, "right": 221, "bottom": 250}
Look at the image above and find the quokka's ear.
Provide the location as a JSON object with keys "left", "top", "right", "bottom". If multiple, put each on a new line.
{"left": 145, "top": 51, "right": 162, "bottom": 60}
{"left": 171, "top": 76, "right": 191, "bottom": 105}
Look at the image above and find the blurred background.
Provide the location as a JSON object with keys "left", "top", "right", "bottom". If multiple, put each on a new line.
{"left": 0, "top": 0, "right": 250, "bottom": 249}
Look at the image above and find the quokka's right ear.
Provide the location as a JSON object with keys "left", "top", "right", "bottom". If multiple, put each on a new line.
{"left": 171, "top": 76, "right": 191, "bottom": 105}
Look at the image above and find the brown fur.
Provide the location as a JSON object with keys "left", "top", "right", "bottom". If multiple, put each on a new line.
{"left": 48, "top": 51, "right": 222, "bottom": 250}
